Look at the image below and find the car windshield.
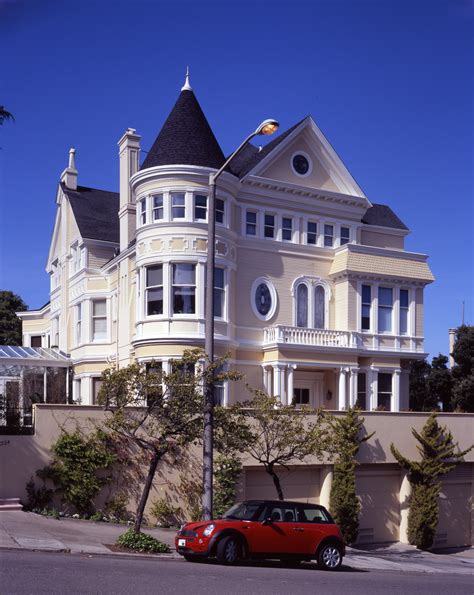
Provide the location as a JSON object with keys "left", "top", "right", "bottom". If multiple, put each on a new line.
{"left": 221, "top": 502, "right": 262, "bottom": 521}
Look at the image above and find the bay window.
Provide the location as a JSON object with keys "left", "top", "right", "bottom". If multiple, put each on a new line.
{"left": 377, "top": 373, "right": 392, "bottom": 410}
{"left": 171, "top": 192, "right": 185, "bottom": 219}
{"left": 172, "top": 264, "right": 196, "bottom": 314}
{"left": 378, "top": 287, "right": 393, "bottom": 333}
{"left": 91, "top": 299, "right": 107, "bottom": 341}
{"left": 146, "top": 265, "right": 163, "bottom": 316}
{"left": 215, "top": 198, "right": 225, "bottom": 224}
{"left": 400, "top": 289, "right": 409, "bottom": 335}
{"left": 214, "top": 267, "right": 225, "bottom": 318}
{"left": 140, "top": 198, "right": 147, "bottom": 225}
{"left": 194, "top": 194, "right": 207, "bottom": 221}
{"left": 76, "top": 303, "right": 82, "bottom": 345}
{"left": 361, "top": 285, "right": 371, "bottom": 331}
{"left": 152, "top": 194, "right": 164, "bottom": 221}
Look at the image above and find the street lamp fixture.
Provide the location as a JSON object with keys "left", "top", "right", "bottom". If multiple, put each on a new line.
{"left": 203, "top": 118, "right": 279, "bottom": 521}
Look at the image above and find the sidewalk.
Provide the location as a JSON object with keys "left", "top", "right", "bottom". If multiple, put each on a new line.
{"left": 0, "top": 511, "right": 472, "bottom": 575}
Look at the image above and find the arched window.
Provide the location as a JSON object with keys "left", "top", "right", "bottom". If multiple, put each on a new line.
{"left": 296, "top": 284, "right": 308, "bottom": 327}
{"left": 314, "top": 285, "right": 325, "bottom": 329}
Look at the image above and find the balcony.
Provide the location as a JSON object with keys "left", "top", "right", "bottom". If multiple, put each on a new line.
{"left": 263, "top": 325, "right": 425, "bottom": 354}
{"left": 264, "top": 326, "right": 357, "bottom": 348}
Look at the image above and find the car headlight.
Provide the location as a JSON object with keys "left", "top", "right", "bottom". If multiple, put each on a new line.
{"left": 202, "top": 523, "right": 215, "bottom": 537}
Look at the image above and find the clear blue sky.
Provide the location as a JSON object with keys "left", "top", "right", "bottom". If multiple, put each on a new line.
{"left": 0, "top": 0, "right": 472, "bottom": 359}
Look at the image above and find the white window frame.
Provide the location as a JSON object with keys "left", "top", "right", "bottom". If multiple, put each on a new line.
{"left": 323, "top": 223, "right": 334, "bottom": 247}
{"left": 306, "top": 220, "right": 318, "bottom": 245}
{"left": 399, "top": 288, "right": 410, "bottom": 336}
{"left": 75, "top": 302, "right": 82, "bottom": 345}
{"left": 281, "top": 216, "right": 293, "bottom": 242}
{"left": 250, "top": 277, "right": 278, "bottom": 321}
{"left": 213, "top": 266, "right": 226, "bottom": 320}
{"left": 292, "top": 276, "right": 331, "bottom": 329}
{"left": 378, "top": 286, "right": 394, "bottom": 334}
{"left": 139, "top": 196, "right": 147, "bottom": 225}
{"left": 340, "top": 225, "right": 351, "bottom": 246}
{"left": 245, "top": 210, "right": 258, "bottom": 236}
{"left": 215, "top": 198, "right": 226, "bottom": 226}
{"left": 264, "top": 213, "right": 276, "bottom": 240}
{"left": 171, "top": 262, "right": 197, "bottom": 317}
{"left": 194, "top": 194, "right": 208, "bottom": 221}
{"left": 145, "top": 264, "right": 164, "bottom": 317}
{"left": 290, "top": 150, "right": 313, "bottom": 178}
{"left": 171, "top": 192, "right": 186, "bottom": 220}
{"left": 152, "top": 193, "right": 164, "bottom": 221}
{"left": 91, "top": 299, "right": 107, "bottom": 342}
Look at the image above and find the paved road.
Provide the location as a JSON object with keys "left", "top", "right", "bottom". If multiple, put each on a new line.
{"left": 1, "top": 550, "right": 473, "bottom": 595}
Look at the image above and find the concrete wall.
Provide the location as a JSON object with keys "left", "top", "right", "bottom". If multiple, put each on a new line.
{"left": 1, "top": 406, "right": 472, "bottom": 546}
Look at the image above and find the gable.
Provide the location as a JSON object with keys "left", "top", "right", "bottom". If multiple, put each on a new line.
{"left": 247, "top": 117, "right": 368, "bottom": 201}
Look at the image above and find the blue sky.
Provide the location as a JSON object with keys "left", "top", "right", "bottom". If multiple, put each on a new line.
{"left": 0, "top": 0, "right": 472, "bottom": 358}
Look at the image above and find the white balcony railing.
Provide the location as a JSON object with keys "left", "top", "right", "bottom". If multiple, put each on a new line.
{"left": 264, "top": 326, "right": 357, "bottom": 348}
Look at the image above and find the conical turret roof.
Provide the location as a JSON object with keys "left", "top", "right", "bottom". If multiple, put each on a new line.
{"left": 140, "top": 88, "right": 225, "bottom": 170}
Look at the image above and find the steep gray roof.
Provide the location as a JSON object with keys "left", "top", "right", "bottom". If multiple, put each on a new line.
{"left": 140, "top": 89, "right": 225, "bottom": 170}
{"left": 362, "top": 203, "right": 408, "bottom": 230}
{"left": 63, "top": 184, "right": 119, "bottom": 243}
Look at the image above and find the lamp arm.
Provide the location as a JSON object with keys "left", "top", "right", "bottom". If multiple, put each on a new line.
{"left": 212, "top": 130, "right": 258, "bottom": 182}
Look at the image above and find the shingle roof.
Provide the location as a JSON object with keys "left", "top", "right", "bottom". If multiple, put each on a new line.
{"left": 230, "top": 118, "right": 307, "bottom": 178}
{"left": 362, "top": 203, "right": 408, "bottom": 230}
{"left": 140, "top": 89, "right": 225, "bottom": 170}
{"left": 62, "top": 184, "right": 119, "bottom": 243}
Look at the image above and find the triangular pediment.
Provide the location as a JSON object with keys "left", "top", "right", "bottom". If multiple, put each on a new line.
{"left": 247, "top": 117, "right": 368, "bottom": 200}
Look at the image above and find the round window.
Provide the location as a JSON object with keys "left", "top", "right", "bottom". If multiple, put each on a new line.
{"left": 251, "top": 278, "right": 277, "bottom": 321}
{"left": 291, "top": 152, "right": 312, "bottom": 177}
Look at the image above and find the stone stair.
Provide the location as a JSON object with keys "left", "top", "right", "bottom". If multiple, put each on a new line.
{"left": 0, "top": 498, "right": 23, "bottom": 511}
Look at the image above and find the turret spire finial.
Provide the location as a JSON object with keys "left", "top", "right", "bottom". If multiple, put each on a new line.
{"left": 68, "top": 147, "right": 76, "bottom": 170}
{"left": 181, "top": 66, "right": 192, "bottom": 91}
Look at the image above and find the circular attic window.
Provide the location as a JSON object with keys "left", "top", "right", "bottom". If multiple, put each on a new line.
{"left": 251, "top": 278, "right": 277, "bottom": 321}
{"left": 291, "top": 152, "right": 313, "bottom": 177}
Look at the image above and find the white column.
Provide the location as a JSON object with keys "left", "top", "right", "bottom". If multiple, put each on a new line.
{"left": 370, "top": 368, "right": 378, "bottom": 411}
{"left": 43, "top": 367, "right": 48, "bottom": 403}
{"left": 338, "top": 368, "right": 347, "bottom": 410}
{"left": 399, "top": 472, "right": 412, "bottom": 544}
{"left": 319, "top": 466, "right": 333, "bottom": 510}
{"left": 392, "top": 369, "right": 401, "bottom": 412}
{"left": 349, "top": 368, "right": 358, "bottom": 408}
{"left": 287, "top": 365, "right": 295, "bottom": 406}
{"left": 273, "top": 365, "right": 282, "bottom": 401}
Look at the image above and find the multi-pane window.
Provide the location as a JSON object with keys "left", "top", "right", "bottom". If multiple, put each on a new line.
{"left": 194, "top": 194, "right": 207, "bottom": 220}
{"left": 282, "top": 217, "right": 293, "bottom": 241}
{"left": 377, "top": 373, "right": 392, "bottom": 410}
{"left": 340, "top": 226, "right": 350, "bottom": 245}
{"left": 293, "top": 388, "right": 310, "bottom": 406}
{"left": 70, "top": 244, "right": 82, "bottom": 274}
{"left": 246, "top": 211, "right": 257, "bottom": 236}
{"left": 215, "top": 198, "right": 225, "bottom": 224}
{"left": 30, "top": 335, "right": 42, "bottom": 348}
{"left": 361, "top": 285, "right": 371, "bottom": 331}
{"left": 314, "top": 285, "right": 325, "bottom": 329}
{"left": 76, "top": 303, "right": 82, "bottom": 345}
{"left": 324, "top": 224, "right": 334, "bottom": 247}
{"left": 400, "top": 289, "right": 409, "bottom": 335}
{"left": 92, "top": 300, "right": 107, "bottom": 341}
{"left": 92, "top": 378, "right": 103, "bottom": 405}
{"left": 146, "top": 265, "right": 163, "bottom": 316}
{"left": 152, "top": 194, "right": 164, "bottom": 221}
{"left": 172, "top": 264, "right": 196, "bottom": 314}
{"left": 140, "top": 198, "right": 147, "bottom": 224}
{"left": 296, "top": 284, "right": 308, "bottom": 327}
{"left": 307, "top": 221, "right": 317, "bottom": 245}
{"left": 214, "top": 267, "right": 225, "bottom": 318}
{"left": 171, "top": 192, "right": 185, "bottom": 219}
{"left": 264, "top": 214, "right": 275, "bottom": 239}
{"left": 356, "top": 373, "right": 367, "bottom": 410}
{"left": 378, "top": 287, "right": 393, "bottom": 333}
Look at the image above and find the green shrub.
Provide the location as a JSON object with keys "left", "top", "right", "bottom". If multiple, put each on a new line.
{"left": 150, "top": 498, "right": 182, "bottom": 528}
{"left": 105, "top": 492, "right": 129, "bottom": 521}
{"left": 214, "top": 454, "right": 242, "bottom": 518}
{"left": 116, "top": 529, "right": 169, "bottom": 553}
{"left": 25, "top": 477, "right": 53, "bottom": 510}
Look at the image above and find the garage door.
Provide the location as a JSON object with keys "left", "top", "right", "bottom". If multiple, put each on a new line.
{"left": 435, "top": 464, "right": 472, "bottom": 548}
{"left": 356, "top": 465, "right": 401, "bottom": 544}
{"left": 244, "top": 467, "right": 320, "bottom": 502}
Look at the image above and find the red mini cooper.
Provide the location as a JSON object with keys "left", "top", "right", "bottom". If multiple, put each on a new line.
{"left": 175, "top": 499, "right": 345, "bottom": 570}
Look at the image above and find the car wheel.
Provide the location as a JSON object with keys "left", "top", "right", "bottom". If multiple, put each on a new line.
{"left": 216, "top": 536, "right": 240, "bottom": 565}
{"left": 317, "top": 543, "right": 342, "bottom": 571}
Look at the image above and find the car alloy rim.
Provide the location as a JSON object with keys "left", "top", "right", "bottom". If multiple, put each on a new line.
{"left": 322, "top": 546, "right": 340, "bottom": 568}
{"left": 226, "top": 540, "right": 238, "bottom": 562}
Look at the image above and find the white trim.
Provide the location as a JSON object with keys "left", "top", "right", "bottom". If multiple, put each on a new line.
{"left": 290, "top": 150, "right": 313, "bottom": 178}
{"left": 250, "top": 277, "right": 277, "bottom": 322}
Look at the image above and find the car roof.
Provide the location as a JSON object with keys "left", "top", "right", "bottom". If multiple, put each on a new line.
{"left": 243, "top": 499, "right": 326, "bottom": 508}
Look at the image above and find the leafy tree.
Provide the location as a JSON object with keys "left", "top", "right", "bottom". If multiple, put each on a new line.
{"left": 427, "top": 355, "right": 453, "bottom": 412}
{"left": 391, "top": 413, "right": 472, "bottom": 549}
{"left": 38, "top": 429, "right": 115, "bottom": 515}
{"left": 408, "top": 359, "right": 431, "bottom": 411}
{"left": 233, "top": 390, "right": 331, "bottom": 500}
{"left": 451, "top": 325, "right": 474, "bottom": 412}
{"left": 328, "top": 408, "right": 375, "bottom": 544}
{"left": 98, "top": 349, "right": 242, "bottom": 532}
{"left": 0, "top": 106, "right": 14, "bottom": 125}
{"left": 0, "top": 290, "right": 27, "bottom": 345}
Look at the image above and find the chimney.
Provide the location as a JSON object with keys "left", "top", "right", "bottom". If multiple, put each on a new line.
{"left": 60, "top": 148, "right": 78, "bottom": 190}
{"left": 448, "top": 328, "right": 456, "bottom": 368}
{"left": 118, "top": 128, "right": 141, "bottom": 251}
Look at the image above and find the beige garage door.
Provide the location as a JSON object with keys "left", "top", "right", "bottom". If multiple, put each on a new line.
{"left": 436, "top": 464, "right": 472, "bottom": 548}
{"left": 356, "top": 465, "right": 401, "bottom": 544}
{"left": 244, "top": 467, "right": 320, "bottom": 502}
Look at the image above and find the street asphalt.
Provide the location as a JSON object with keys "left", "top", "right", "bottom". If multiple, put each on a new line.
{"left": 0, "top": 510, "right": 473, "bottom": 578}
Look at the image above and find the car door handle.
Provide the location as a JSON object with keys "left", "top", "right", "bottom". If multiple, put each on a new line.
{"left": 293, "top": 527, "right": 304, "bottom": 532}
{"left": 241, "top": 526, "right": 250, "bottom": 529}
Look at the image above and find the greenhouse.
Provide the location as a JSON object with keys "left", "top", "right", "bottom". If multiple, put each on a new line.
{"left": 0, "top": 346, "right": 71, "bottom": 433}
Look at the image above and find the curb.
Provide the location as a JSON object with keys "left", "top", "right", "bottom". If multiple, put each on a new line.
{"left": 0, "top": 545, "right": 182, "bottom": 561}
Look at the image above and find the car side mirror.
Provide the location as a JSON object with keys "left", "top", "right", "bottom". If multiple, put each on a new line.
{"left": 261, "top": 517, "right": 272, "bottom": 526}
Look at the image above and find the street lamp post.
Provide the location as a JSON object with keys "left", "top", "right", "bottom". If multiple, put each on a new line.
{"left": 202, "top": 119, "right": 279, "bottom": 520}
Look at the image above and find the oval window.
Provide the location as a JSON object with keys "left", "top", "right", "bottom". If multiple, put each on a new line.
{"left": 255, "top": 283, "right": 272, "bottom": 316}
{"left": 292, "top": 154, "right": 310, "bottom": 176}
{"left": 251, "top": 278, "right": 277, "bottom": 321}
